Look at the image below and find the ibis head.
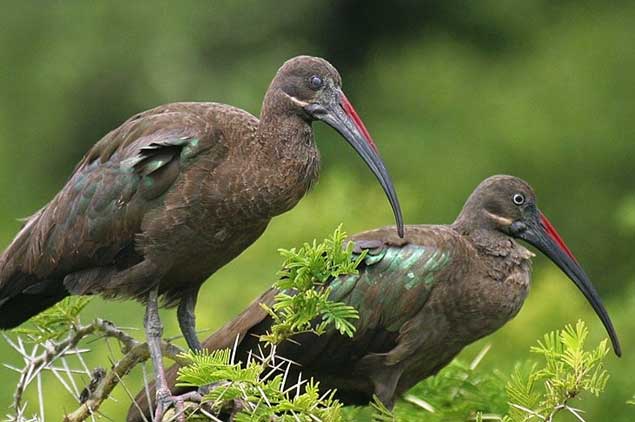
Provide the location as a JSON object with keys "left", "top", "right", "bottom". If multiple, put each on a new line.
{"left": 456, "top": 175, "right": 621, "bottom": 356}
{"left": 265, "top": 56, "right": 404, "bottom": 237}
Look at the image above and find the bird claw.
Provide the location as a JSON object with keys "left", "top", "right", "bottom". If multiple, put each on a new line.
{"left": 153, "top": 387, "right": 202, "bottom": 422}
{"left": 151, "top": 382, "right": 230, "bottom": 421}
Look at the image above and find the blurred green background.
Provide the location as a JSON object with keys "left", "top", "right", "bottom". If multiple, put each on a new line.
{"left": 1, "top": 1, "right": 633, "bottom": 420}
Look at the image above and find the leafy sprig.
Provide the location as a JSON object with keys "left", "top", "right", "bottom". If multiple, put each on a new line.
{"left": 260, "top": 225, "right": 363, "bottom": 345}
{"left": 175, "top": 226, "right": 364, "bottom": 421}
{"left": 505, "top": 320, "right": 610, "bottom": 422}
{"left": 13, "top": 296, "right": 92, "bottom": 342}
{"left": 396, "top": 345, "right": 508, "bottom": 421}
{"left": 177, "top": 348, "right": 344, "bottom": 421}
{"left": 370, "top": 395, "right": 395, "bottom": 422}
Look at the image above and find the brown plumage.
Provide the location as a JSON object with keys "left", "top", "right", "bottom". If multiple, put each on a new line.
{"left": 128, "top": 175, "right": 621, "bottom": 421}
{"left": 0, "top": 56, "right": 403, "bottom": 328}
{"left": 0, "top": 55, "right": 404, "bottom": 420}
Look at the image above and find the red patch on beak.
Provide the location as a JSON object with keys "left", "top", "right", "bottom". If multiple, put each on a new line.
{"left": 340, "top": 93, "right": 379, "bottom": 154}
{"left": 540, "top": 213, "right": 578, "bottom": 262}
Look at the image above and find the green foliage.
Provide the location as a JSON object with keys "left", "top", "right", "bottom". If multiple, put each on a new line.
{"left": 340, "top": 322, "right": 615, "bottom": 422}
{"left": 1, "top": 2, "right": 635, "bottom": 420}
{"left": 627, "top": 394, "right": 635, "bottom": 406}
{"left": 12, "top": 296, "right": 92, "bottom": 342}
{"left": 175, "top": 227, "right": 365, "bottom": 421}
{"left": 393, "top": 345, "right": 508, "bottom": 421}
{"left": 260, "top": 225, "right": 362, "bottom": 345}
{"left": 370, "top": 396, "right": 395, "bottom": 422}
{"left": 504, "top": 320, "right": 610, "bottom": 422}
{"left": 177, "top": 348, "right": 344, "bottom": 421}
{"left": 176, "top": 348, "right": 259, "bottom": 389}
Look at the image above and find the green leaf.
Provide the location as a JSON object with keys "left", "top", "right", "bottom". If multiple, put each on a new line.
{"left": 505, "top": 320, "right": 611, "bottom": 421}
{"left": 371, "top": 396, "right": 396, "bottom": 422}
{"left": 396, "top": 345, "right": 508, "bottom": 421}
{"left": 174, "top": 227, "right": 365, "bottom": 421}
{"left": 262, "top": 225, "right": 361, "bottom": 345}
{"left": 12, "top": 296, "right": 92, "bottom": 342}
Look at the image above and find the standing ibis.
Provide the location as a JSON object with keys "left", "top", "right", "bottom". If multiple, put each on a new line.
{"left": 0, "top": 56, "right": 404, "bottom": 420}
{"left": 128, "top": 175, "right": 621, "bottom": 420}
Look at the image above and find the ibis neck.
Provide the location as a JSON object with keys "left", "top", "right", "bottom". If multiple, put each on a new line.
{"left": 247, "top": 89, "right": 320, "bottom": 217}
{"left": 463, "top": 228, "right": 515, "bottom": 256}
{"left": 256, "top": 89, "right": 316, "bottom": 153}
{"left": 455, "top": 224, "right": 534, "bottom": 283}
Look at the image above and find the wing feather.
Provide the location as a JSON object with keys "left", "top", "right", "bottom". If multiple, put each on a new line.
{"left": 0, "top": 104, "right": 223, "bottom": 300}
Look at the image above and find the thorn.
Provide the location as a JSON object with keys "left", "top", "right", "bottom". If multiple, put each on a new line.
{"left": 199, "top": 408, "right": 223, "bottom": 422}
{"left": 281, "top": 360, "right": 291, "bottom": 392}
{"left": 48, "top": 366, "right": 79, "bottom": 402}
{"left": 3, "top": 364, "right": 22, "bottom": 373}
{"left": 113, "top": 370, "right": 150, "bottom": 422}
{"left": 470, "top": 344, "right": 492, "bottom": 370}
{"left": 36, "top": 373, "right": 45, "bottom": 422}
{"left": 142, "top": 364, "right": 154, "bottom": 415}
{"left": 230, "top": 333, "right": 240, "bottom": 365}
{"left": 403, "top": 394, "right": 436, "bottom": 412}
{"left": 60, "top": 356, "right": 81, "bottom": 397}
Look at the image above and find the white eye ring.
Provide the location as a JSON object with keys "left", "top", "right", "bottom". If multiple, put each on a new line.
{"left": 512, "top": 193, "right": 525, "bottom": 205}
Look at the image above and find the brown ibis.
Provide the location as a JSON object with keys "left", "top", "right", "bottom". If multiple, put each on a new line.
{"left": 128, "top": 175, "right": 621, "bottom": 420}
{"left": 0, "top": 55, "right": 404, "bottom": 420}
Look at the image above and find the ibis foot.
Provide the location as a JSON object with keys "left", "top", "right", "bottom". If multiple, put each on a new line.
{"left": 154, "top": 387, "right": 204, "bottom": 422}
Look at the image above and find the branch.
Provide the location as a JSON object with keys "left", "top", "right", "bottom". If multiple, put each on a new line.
{"left": 63, "top": 339, "right": 185, "bottom": 422}
{"left": 6, "top": 318, "right": 187, "bottom": 422}
{"left": 8, "top": 321, "right": 98, "bottom": 413}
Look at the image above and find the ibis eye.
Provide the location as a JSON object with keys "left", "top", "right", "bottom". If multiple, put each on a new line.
{"left": 309, "top": 75, "right": 323, "bottom": 90}
{"left": 512, "top": 193, "right": 525, "bottom": 206}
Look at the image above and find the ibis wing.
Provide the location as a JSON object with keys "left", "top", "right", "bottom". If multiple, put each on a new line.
{"left": 196, "top": 229, "right": 457, "bottom": 370}
{"left": 271, "top": 235, "right": 452, "bottom": 370}
{"left": 0, "top": 104, "right": 225, "bottom": 303}
{"left": 334, "top": 241, "right": 451, "bottom": 335}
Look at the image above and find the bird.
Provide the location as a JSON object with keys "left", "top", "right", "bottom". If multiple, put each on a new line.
{"left": 0, "top": 55, "right": 404, "bottom": 420}
{"left": 127, "top": 174, "right": 621, "bottom": 421}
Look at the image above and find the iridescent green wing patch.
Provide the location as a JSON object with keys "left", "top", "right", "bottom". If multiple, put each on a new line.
{"left": 329, "top": 243, "right": 452, "bottom": 335}
{"left": 119, "top": 136, "right": 203, "bottom": 200}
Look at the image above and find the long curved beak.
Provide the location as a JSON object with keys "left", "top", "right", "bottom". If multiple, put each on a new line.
{"left": 305, "top": 90, "right": 404, "bottom": 237}
{"left": 518, "top": 208, "right": 621, "bottom": 356}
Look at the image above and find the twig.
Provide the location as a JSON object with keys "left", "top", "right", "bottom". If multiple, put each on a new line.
{"left": 6, "top": 318, "right": 187, "bottom": 422}
{"left": 63, "top": 339, "right": 186, "bottom": 422}
{"left": 11, "top": 323, "right": 97, "bottom": 412}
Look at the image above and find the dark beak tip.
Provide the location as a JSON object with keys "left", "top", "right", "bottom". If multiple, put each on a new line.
{"left": 529, "top": 212, "right": 622, "bottom": 358}
{"left": 613, "top": 339, "right": 622, "bottom": 357}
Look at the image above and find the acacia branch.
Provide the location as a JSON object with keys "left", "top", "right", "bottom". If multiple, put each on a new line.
{"left": 6, "top": 318, "right": 187, "bottom": 422}
{"left": 63, "top": 340, "right": 186, "bottom": 422}
{"left": 9, "top": 321, "right": 98, "bottom": 413}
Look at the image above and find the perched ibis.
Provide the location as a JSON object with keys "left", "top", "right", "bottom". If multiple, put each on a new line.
{"left": 0, "top": 55, "right": 403, "bottom": 420}
{"left": 128, "top": 175, "right": 620, "bottom": 420}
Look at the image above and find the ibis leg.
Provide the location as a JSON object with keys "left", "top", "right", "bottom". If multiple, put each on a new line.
{"left": 177, "top": 288, "right": 203, "bottom": 351}
{"left": 145, "top": 286, "right": 189, "bottom": 422}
